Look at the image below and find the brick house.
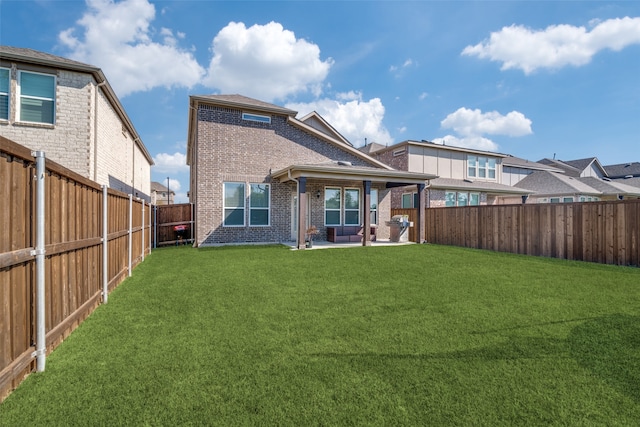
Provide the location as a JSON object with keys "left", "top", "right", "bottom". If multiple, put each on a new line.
{"left": 0, "top": 46, "right": 153, "bottom": 199}
{"left": 150, "top": 181, "right": 175, "bottom": 205}
{"left": 366, "top": 140, "right": 531, "bottom": 207}
{"left": 186, "top": 95, "right": 436, "bottom": 248}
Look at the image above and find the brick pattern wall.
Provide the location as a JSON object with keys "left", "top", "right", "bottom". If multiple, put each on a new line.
{"left": 194, "top": 105, "right": 390, "bottom": 245}
{"left": 0, "top": 63, "right": 150, "bottom": 199}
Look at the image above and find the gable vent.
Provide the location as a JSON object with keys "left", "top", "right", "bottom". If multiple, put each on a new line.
{"left": 337, "top": 161, "right": 352, "bottom": 166}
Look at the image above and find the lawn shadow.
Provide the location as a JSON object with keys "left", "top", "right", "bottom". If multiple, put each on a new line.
{"left": 567, "top": 314, "right": 640, "bottom": 403}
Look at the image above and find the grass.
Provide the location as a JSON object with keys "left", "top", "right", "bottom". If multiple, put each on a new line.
{"left": 1, "top": 244, "right": 639, "bottom": 426}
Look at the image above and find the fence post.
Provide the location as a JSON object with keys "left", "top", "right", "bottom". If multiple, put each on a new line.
{"left": 141, "top": 200, "right": 145, "bottom": 261}
{"left": 153, "top": 205, "right": 157, "bottom": 249}
{"left": 32, "top": 151, "right": 46, "bottom": 372}
{"left": 128, "top": 194, "right": 132, "bottom": 277}
{"left": 102, "top": 185, "right": 108, "bottom": 303}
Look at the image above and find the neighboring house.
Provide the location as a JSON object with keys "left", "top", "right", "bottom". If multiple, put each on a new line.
{"left": 186, "top": 94, "right": 436, "bottom": 248}
{"left": 501, "top": 155, "right": 565, "bottom": 186}
{"left": 364, "top": 140, "right": 532, "bottom": 207}
{"left": 0, "top": 46, "right": 153, "bottom": 199}
{"left": 150, "top": 181, "right": 175, "bottom": 205}
{"left": 513, "top": 157, "right": 640, "bottom": 203}
{"left": 603, "top": 162, "right": 640, "bottom": 189}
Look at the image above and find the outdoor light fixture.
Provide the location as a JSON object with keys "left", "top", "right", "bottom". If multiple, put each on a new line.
{"left": 316, "top": 190, "right": 321, "bottom": 199}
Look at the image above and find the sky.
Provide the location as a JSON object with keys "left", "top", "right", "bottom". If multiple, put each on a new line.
{"left": 1, "top": 0, "right": 639, "bottom": 202}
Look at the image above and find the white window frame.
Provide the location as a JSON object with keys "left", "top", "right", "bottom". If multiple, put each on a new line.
{"left": 402, "top": 192, "right": 417, "bottom": 208}
{"left": 0, "top": 67, "right": 9, "bottom": 121}
{"left": 249, "top": 183, "right": 270, "bottom": 226}
{"left": 468, "top": 155, "right": 497, "bottom": 180}
{"left": 370, "top": 188, "right": 378, "bottom": 225}
{"left": 242, "top": 112, "right": 271, "bottom": 124}
{"left": 324, "top": 187, "right": 342, "bottom": 226}
{"left": 344, "top": 188, "right": 360, "bottom": 226}
{"left": 17, "top": 70, "right": 56, "bottom": 125}
{"left": 223, "top": 182, "right": 246, "bottom": 227}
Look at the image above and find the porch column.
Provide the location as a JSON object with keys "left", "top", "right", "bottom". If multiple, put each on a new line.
{"left": 416, "top": 183, "right": 426, "bottom": 243}
{"left": 298, "top": 177, "right": 307, "bottom": 250}
{"left": 362, "top": 180, "right": 371, "bottom": 246}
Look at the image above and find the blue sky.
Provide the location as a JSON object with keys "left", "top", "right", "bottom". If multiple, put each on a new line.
{"left": 2, "top": 1, "right": 639, "bottom": 202}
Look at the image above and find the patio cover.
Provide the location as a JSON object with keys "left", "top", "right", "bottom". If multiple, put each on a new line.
{"left": 272, "top": 163, "right": 437, "bottom": 249}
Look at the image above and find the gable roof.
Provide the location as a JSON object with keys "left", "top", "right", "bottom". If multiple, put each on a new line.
{"left": 580, "top": 177, "right": 640, "bottom": 197}
{"left": 502, "top": 155, "right": 564, "bottom": 173}
{"left": 358, "top": 142, "right": 387, "bottom": 155}
{"left": 150, "top": 181, "right": 175, "bottom": 194}
{"left": 376, "top": 139, "right": 510, "bottom": 158}
{"left": 187, "top": 94, "right": 393, "bottom": 170}
{"left": 0, "top": 45, "right": 153, "bottom": 165}
{"left": 537, "top": 158, "right": 581, "bottom": 177}
{"left": 515, "top": 171, "right": 601, "bottom": 195}
{"left": 298, "top": 111, "right": 352, "bottom": 147}
{"left": 604, "top": 162, "right": 640, "bottom": 178}
{"left": 428, "top": 177, "right": 532, "bottom": 195}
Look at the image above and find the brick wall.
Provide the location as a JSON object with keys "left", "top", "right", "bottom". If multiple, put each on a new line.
{"left": 0, "top": 62, "right": 150, "bottom": 199}
{"left": 194, "top": 104, "right": 391, "bottom": 245}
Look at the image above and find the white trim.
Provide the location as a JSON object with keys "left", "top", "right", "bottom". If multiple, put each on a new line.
{"left": 344, "top": 187, "right": 360, "bottom": 226}
{"left": 223, "top": 182, "right": 246, "bottom": 227}
{"left": 0, "top": 67, "right": 9, "bottom": 121}
{"left": 324, "top": 186, "right": 342, "bottom": 226}
{"left": 17, "top": 70, "right": 56, "bottom": 125}
{"left": 249, "top": 183, "right": 271, "bottom": 226}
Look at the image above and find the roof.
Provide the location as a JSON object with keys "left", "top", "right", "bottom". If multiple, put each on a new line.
{"left": 187, "top": 94, "right": 393, "bottom": 171}
{"left": 612, "top": 176, "right": 640, "bottom": 188}
{"left": 428, "top": 177, "right": 532, "bottom": 195}
{"left": 375, "top": 139, "right": 510, "bottom": 158}
{"left": 604, "top": 162, "right": 640, "bottom": 178}
{"left": 0, "top": 45, "right": 154, "bottom": 165}
{"left": 358, "top": 142, "right": 387, "bottom": 155}
{"left": 580, "top": 177, "right": 640, "bottom": 197}
{"left": 150, "top": 181, "right": 175, "bottom": 194}
{"left": 515, "top": 171, "right": 600, "bottom": 195}
{"left": 537, "top": 158, "right": 582, "bottom": 177}
{"left": 502, "top": 155, "right": 564, "bottom": 173}
{"left": 298, "top": 111, "right": 352, "bottom": 146}
{"left": 563, "top": 157, "right": 599, "bottom": 172}
{"left": 189, "top": 94, "right": 297, "bottom": 116}
{"left": 272, "top": 161, "right": 436, "bottom": 185}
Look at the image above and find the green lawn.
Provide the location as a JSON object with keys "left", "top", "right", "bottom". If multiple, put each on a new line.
{"left": 1, "top": 244, "right": 639, "bottom": 426}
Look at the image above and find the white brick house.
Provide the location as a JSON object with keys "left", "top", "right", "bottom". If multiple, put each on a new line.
{"left": 0, "top": 46, "right": 153, "bottom": 199}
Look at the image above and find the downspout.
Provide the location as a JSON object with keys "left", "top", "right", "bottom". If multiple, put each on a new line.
{"left": 93, "top": 81, "right": 107, "bottom": 182}
{"left": 287, "top": 169, "right": 300, "bottom": 248}
{"left": 33, "top": 151, "right": 46, "bottom": 372}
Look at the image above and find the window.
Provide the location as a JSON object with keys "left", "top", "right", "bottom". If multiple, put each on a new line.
{"left": 402, "top": 192, "right": 418, "bottom": 208}
{"left": 223, "top": 182, "right": 245, "bottom": 226}
{"left": 325, "top": 187, "right": 341, "bottom": 225}
{"left": 563, "top": 197, "right": 573, "bottom": 203}
{"left": 370, "top": 189, "right": 378, "bottom": 225}
{"left": 470, "top": 193, "right": 480, "bottom": 206}
{"left": 344, "top": 188, "right": 360, "bottom": 225}
{"left": 0, "top": 68, "right": 8, "bottom": 120}
{"left": 445, "top": 191, "right": 456, "bottom": 207}
{"left": 242, "top": 112, "right": 271, "bottom": 124}
{"left": 18, "top": 71, "right": 55, "bottom": 124}
{"left": 468, "top": 155, "right": 497, "bottom": 180}
{"left": 550, "top": 198, "right": 561, "bottom": 203}
{"left": 249, "top": 183, "right": 270, "bottom": 226}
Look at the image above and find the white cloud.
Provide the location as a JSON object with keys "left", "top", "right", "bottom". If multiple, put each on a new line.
{"left": 419, "top": 92, "right": 428, "bottom": 100}
{"left": 152, "top": 152, "right": 188, "bottom": 174}
{"left": 462, "top": 16, "right": 640, "bottom": 73}
{"left": 203, "top": 21, "right": 333, "bottom": 101}
{"left": 431, "top": 135, "right": 499, "bottom": 152}
{"left": 441, "top": 108, "right": 532, "bottom": 137}
{"left": 434, "top": 107, "right": 533, "bottom": 152}
{"left": 59, "top": 0, "right": 204, "bottom": 97}
{"left": 287, "top": 93, "right": 393, "bottom": 147}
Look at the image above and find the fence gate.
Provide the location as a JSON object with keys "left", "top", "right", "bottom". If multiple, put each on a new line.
{"left": 153, "top": 203, "right": 194, "bottom": 247}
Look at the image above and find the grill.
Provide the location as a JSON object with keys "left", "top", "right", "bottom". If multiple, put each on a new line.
{"left": 386, "top": 215, "right": 413, "bottom": 242}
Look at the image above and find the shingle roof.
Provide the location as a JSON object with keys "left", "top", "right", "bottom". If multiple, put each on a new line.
{"left": 0, "top": 45, "right": 98, "bottom": 71}
{"left": 515, "top": 171, "right": 600, "bottom": 195}
{"left": 502, "top": 156, "right": 564, "bottom": 172}
{"left": 563, "top": 157, "right": 598, "bottom": 172}
{"left": 537, "top": 159, "right": 582, "bottom": 177}
{"left": 150, "top": 181, "right": 174, "bottom": 193}
{"left": 429, "top": 177, "right": 531, "bottom": 194}
{"left": 358, "top": 142, "right": 386, "bottom": 155}
{"left": 191, "top": 94, "right": 297, "bottom": 116}
{"left": 603, "top": 162, "right": 640, "bottom": 178}
{"left": 613, "top": 177, "right": 640, "bottom": 188}
{"left": 580, "top": 177, "right": 640, "bottom": 196}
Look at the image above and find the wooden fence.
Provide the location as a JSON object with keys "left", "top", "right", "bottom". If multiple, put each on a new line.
{"left": 0, "top": 136, "right": 152, "bottom": 402}
{"left": 153, "top": 203, "right": 194, "bottom": 247}
{"left": 393, "top": 199, "right": 640, "bottom": 266}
